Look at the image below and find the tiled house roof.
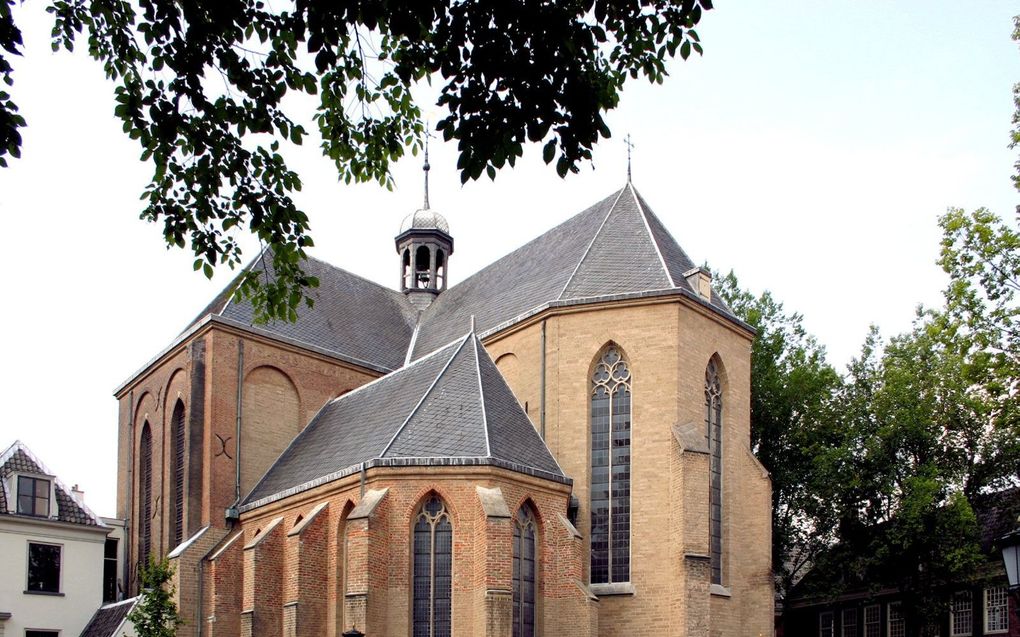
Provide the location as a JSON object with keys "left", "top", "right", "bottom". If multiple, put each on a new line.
{"left": 0, "top": 440, "right": 105, "bottom": 527}
{"left": 78, "top": 597, "right": 139, "bottom": 637}
{"left": 242, "top": 332, "right": 565, "bottom": 510}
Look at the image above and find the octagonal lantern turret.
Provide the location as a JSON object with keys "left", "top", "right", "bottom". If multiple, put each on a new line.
{"left": 396, "top": 208, "right": 453, "bottom": 308}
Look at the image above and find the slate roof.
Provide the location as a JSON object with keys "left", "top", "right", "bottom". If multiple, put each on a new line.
{"left": 242, "top": 332, "right": 565, "bottom": 509}
{"left": 166, "top": 182, "right": 740, "bottom": 381}
{"left": 0, "top": 440, "right": 105, "bottom": 527}
{"left": 188, "top": 249, "right": 419, "bottom": 373}
{"left": 78, "top": 597, "right": 139, "bottom": 637}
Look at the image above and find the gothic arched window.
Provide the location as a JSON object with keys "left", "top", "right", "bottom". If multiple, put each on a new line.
{"left": 413, "top": 495, "right": 452, "bottom": 637}
{"left": 139, "top": 422, "right": 153, "bottom": 566}
{"left": 169, "top": 400, "right": 186, "bottom": 548}
{"left": 705, "top": 359, "right": 723, "bottom": 585}
{"left": 590, "top": 345, "right": 631, "bottom": 584}
{"left": 512, "top": 504, "right": 537, "bottom": 637}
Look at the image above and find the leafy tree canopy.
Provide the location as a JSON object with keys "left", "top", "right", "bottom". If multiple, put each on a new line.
{"left": 0, "top": 0, "right": 711, "bottom": 322}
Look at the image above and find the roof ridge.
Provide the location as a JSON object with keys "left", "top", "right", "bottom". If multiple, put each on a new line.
{"left": 380, "top": 333, "right": 471, "bottom": 457}
{"left": 558, "top": 185, "right": 628, "bottom": 300}
{"left": 221, "top": 244, "right": 271, "bottom": 317}
{"left": 629, "top": 182, "right": 676, "bottom": 288}
{"left": 473, "top": 336, "right": 492, "bottom": 458}
{"left": 403, "top": 312, "right": 423, "bottom": 367}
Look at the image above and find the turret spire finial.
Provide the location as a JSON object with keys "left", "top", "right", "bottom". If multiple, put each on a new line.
{"left": 423, "top": 126, "right": 431, "bottom": 210}
{"left": 625, "top": 134, "right": 635, "bottom": 183}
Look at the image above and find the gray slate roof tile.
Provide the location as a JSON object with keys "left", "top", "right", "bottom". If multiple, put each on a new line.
{"left": 78, "top": 598, "right": 138, "bottom": 637}
{"left": 243, "top": 333, "right": 563, "bottom": 508}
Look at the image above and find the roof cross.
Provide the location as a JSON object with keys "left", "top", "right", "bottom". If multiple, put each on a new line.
{"left": 625, "top": 134, "right": 636, "bottom": 182}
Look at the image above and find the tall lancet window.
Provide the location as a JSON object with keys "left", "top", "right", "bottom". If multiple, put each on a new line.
{"left": 705, "top": 359, "right": 723, "bottom": 584}
{"left": 169, "top": 400, "right": 186, "bottom": 548}
{"left": 139, "top": 422, "right": 153, "bottom": 567}
{"left": 590, "top": 345, "right": 631, "bottom": 584}
{"left": 512, "top": 504, "right": 537, "bottom": 637}
{"left": 413, "top": 495, "right": 452, "bottom": 637}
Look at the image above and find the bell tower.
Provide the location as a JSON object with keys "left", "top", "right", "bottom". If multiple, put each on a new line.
{"left": 396, "top": 139, "right": 453, "bottom": 310}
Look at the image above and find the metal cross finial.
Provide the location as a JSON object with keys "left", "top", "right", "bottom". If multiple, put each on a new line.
{"left": 625, "top": 134, "right": 635, "bottom": 182}
{"left": 423, "top": 125, "right": 432, "bottom": 209}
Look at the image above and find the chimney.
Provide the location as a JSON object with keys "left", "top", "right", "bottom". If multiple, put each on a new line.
{"left": 683, "top": 267, "right": 713, "bottom": 302}
{"left": 71, "top": 484, "right": 85, "bottom": 505}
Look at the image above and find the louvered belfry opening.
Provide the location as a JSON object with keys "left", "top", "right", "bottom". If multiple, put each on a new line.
{"left": 170, "top": 400, "right": 186, "bottom": 548}
{"left": 705, "top": 359, "right": 723, "bottom": 585}
{"left": 413, "top": 494, "right": 452, "bottom": 637}
{"left": 590, "top": 344, "right": 632, "bottom": 585}
{"left": 139, "top": 422, "right": 153, "bottom": 566}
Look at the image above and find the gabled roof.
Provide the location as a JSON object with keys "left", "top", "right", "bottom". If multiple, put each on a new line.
{"left": 409, "top": 183, "right": 736, "bottom": 358}
{"left": 0, "top": 440, "right": 105, "bottom": 527}
{"left": 188, "top": 250, "right": 419, "bottom": 373}
{"left": 242, "top": 332, "right": 565, "bottom": 510}
{"left": 78, "top": 597, "right": 139, "bottom": 637}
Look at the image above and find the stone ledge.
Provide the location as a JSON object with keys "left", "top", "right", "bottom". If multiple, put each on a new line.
{"left": 710, "top": 584, "right": 732, "bottom": 598}
{"left": 590, "top": 582, "right": 636, "bottom": 597}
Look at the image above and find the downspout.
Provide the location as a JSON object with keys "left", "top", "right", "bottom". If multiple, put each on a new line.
{"left": 125, "top": 390, "right": 134, "bottom": 595}
{"left": 540, "top": 319, "right": 547, "bottom": 440}
{"left": 226, "top": 339, "right": 244, "bottom": 523}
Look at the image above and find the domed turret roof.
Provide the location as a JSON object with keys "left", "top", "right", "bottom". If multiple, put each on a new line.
{"left": 399, "top": 208, "right": 450, "bottom": 235}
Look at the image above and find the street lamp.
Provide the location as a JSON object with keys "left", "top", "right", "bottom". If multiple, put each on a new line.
{"left": 1003, "top": 522, "right": 1020, "bottom": 591}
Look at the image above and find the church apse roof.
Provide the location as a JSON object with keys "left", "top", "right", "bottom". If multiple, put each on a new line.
{"left": 241, "top": 331, "right": 565, "bottom": 511}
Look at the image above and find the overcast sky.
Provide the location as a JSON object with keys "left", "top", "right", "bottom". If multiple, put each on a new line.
{"left": 1, "top": 2, "right": 1017, "bottom": 517}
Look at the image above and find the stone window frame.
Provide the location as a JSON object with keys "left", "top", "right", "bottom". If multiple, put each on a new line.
{"left": 411, "top": 494, "right": 453, "bottom": 637}
{"left": 512, "top": 503, "right": 538, "bottom": 637}
{"left": 138, "top": 421, "right": 154, "bottom": 568}
{"left": 588, "top": 343, "right": 632, "bottom": 586}
{"left": 25, "top": 540, "right": 62, "bottom": 595}
{"left": 168, "top": 399, "right": 187, "bottom": 550}
{"left": 705, "top": 357, "right": 723, "bottom": 586}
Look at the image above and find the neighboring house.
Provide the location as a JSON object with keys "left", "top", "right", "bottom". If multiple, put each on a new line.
{"left": 0, "top": 441, "right": 112, "bottom": 637}
{"left": 783, "top": 488, "right": 1020, "bottom": 637}
{"left": 111, "top": 181, "right": 775, "bottom": 637}
{"left": 78, "top": 597, "right": 138, "bottom": 637}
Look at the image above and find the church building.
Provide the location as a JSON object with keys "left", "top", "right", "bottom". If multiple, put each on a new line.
{"left": 111, "top": 178, "right": 773, "bottom": 637}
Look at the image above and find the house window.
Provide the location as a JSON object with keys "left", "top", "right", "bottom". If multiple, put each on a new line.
{"left": 17, "top": 476, "right": 50, "bottom": 517}
{"left": 984, "top": 586, "right": 1008, "bottom": 634}
{"left": 951, "top": 591, "right": 972, "bottom": 637}
{"left": 864, "top": 604, "right": 880, "bottom": 637}
{"left": 705, "top": 359, "right": 723, "bottom": 584}
{"left": 512, "top": 504, "right": 537, "bottom": 637}
{"left": 103, "top": 538, "right": 119, "bottom": 603}
{"left": 26, "top": 631, "right": 60, "bottom": 637}
{"left": 590, "top": 345, "right": 631, "bottom": 585}
{"left": 888, "top": 601, "right": 905, "bottom": 637}
{"left": 412, "top": 495, "right": 452, "bottom": 637}
{"left": 819, "top": 610, "right": 834, "bottom": 637}
{"left": 27, "top": 542, "right": 61, "bottom": 593}
{"left": 842, "top": 607, "right": 858, "bottom": 637}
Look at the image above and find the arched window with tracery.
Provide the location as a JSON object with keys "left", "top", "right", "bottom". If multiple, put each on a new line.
{"left": 590, "top": 345, "right": 631, "bottom": 584}
{"left": 139, "top": 422, "right": 153, "bottom": 566}
{"left": 413, "top": 495, "right": 452, "bottom": 637}
{"left": 512, "top": 504, "right": 537, "bottom": 637}
{"left": 705, "top": 359, "right": 723, "bottom": 584}
{"left": 169, "top": 400, "right": 185, "bottom": 548}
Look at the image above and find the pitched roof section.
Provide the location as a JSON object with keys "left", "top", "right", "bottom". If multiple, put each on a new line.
{"left": 78, "top": 597, "right": 139, "bottom": 637}
{"left": 0, "top": 440, "right": 105, "bottom": 526}
{"left": 243, "top": 332, "right": 564, "bottom": 509}
{"left": 195, "top": 250, "right": 418, "bottom": 372}
{"left": 411, "top": 184, "right": 738, "bottom": 358}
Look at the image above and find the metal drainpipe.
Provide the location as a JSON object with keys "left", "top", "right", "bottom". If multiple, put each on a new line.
{"left": 540, "top": 319, "right": 547, "bottom": 439}
{"left": 226, "top": 339, "right": 244, "bottom": 523}
{"left": 125, "top": 390, "right": 134, "bottom": 595}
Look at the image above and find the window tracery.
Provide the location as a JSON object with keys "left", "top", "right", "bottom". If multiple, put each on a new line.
{"left": 513, "top": 504, "right": 537, "bottom": 637}
{"left": 705, "top": 359, "right": 723, "bottom": 584}
{"left": 413, "top": 495, "right": 452, "bottom": 637}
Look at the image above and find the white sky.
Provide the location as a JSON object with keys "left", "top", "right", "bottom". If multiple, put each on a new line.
{"left": 0, "top": 2, "right": 1017, "bottom": 517}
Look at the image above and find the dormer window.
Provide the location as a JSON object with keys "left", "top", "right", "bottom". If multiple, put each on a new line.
{"left": 17, "top": 475, "right": 51, "bottom": 517}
